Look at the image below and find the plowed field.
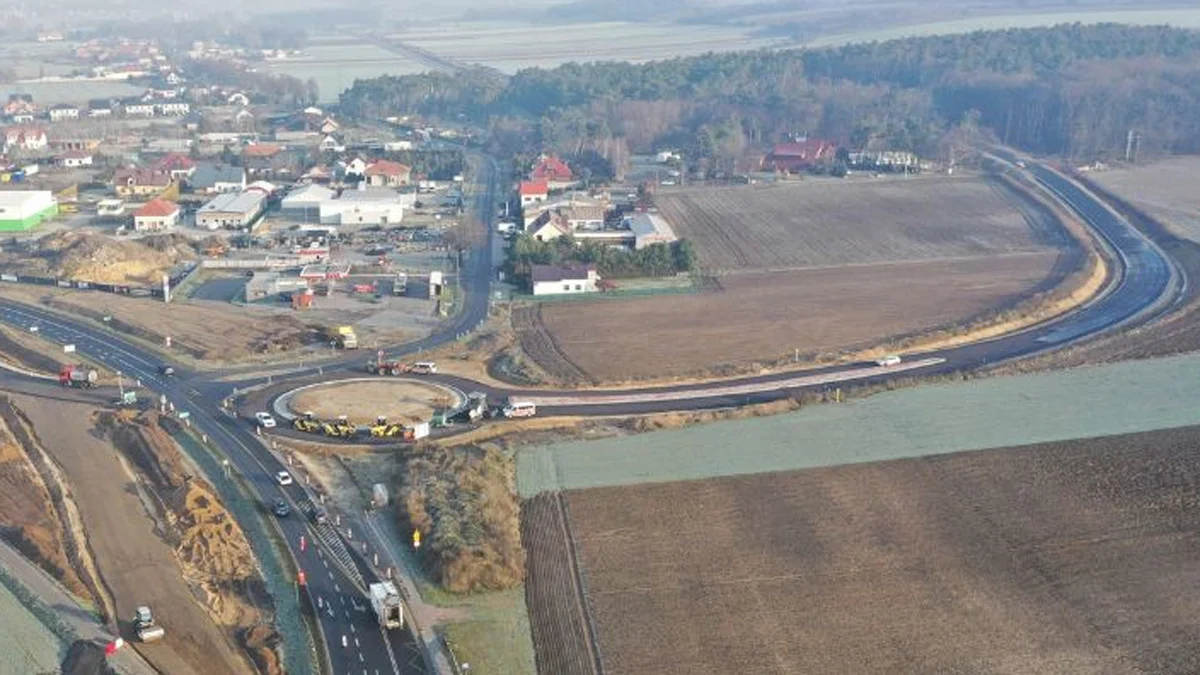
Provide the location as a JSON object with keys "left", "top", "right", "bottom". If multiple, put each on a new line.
{"left": 517, "top": 175, "right": 1075, "bottom": 383}
{"left": 530, "top": 424, "right": 1200, "bottom": 675}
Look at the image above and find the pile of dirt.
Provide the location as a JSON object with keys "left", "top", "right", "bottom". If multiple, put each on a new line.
{"left": 15, "top": 232, "right": 197, "bottom": 284}
{"left": 61, "top": 641, "right": 117, "bottom": 675}
{"left": 398, "top": 443, "right": 525, "bottom": 593}
{"left": 97, "top": 411, "right": 283, "bottom": 673}
{"left": 0, "top": 405, "right": 89, "bottom": 599}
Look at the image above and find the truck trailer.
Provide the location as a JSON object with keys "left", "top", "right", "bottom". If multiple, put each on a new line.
{"left": 369, "top": 582, "right": 403, "bottom": 630}
{"left": 59, "top": 364, "right": 98, "bottom": 388}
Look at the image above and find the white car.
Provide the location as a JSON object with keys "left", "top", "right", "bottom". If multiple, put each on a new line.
{"left": 275, "top": 471, "right": 293, "bottom": 486}
{"left": 255, "top": 412, "right": 277, "bottom": 429}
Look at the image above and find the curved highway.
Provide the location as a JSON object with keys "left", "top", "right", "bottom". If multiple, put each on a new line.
{"left": 0, "top": 153, "right": 1181, "bottom": 675}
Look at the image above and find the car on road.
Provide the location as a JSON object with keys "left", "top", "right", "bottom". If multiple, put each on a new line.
{"left": 273, "top": 500, "right": 291, "bottom": 517}
{"left": 310, "top": 509, "right": 328, "bottom": 525}
{"left": 255, "top": 412, "right": 277, "bottom": 428}
{"left": 158, "top": 365, "right": 175, "bottom": 376}
{"left": 875, "top": 355, "right": 903, "bottom": 367}
{"left": 275, "top": 471, "right": 293, "bottom": 486}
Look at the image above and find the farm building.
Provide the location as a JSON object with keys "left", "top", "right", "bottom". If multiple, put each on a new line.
{"left": 764, "top": 139, "right": 837, "bottom": 172}
{"left": 627, "top": 213, "right": 678, "bottom": 249}
{"left": 132, "top": 198, "right": 180, "bottom": 231}
{"left": 0, "top": 191, "right": 56, "bottom": 230}
{"left": 55, "top": 150, "right": 93, "bottom": 167}
{"left": 531, "top": 264, "right": 599, "bottom": 296}
{"left": 196, "top": 191, "right": 265, "bottom": 230}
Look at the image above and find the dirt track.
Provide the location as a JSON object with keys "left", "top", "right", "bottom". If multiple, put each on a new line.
{"left": 9, "top": 395, "right": 250, "bottom": 675}
{"left": 533, "top": 425, "right": 1200, "bottom": 675}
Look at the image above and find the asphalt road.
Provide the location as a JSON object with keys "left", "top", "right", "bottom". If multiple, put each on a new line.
{"left": 0, "top": 154, "right": 1179, "bottom": 674}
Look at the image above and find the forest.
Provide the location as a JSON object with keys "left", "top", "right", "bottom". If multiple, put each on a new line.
{"left": 340, "top": 23, "right": 1200, "bottom": 164}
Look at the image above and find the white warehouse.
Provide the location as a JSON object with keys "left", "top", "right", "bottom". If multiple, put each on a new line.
{"left": 196, "top": 191, "right": 266, "bottom": 230}
{"left": 318, "top": 190, "right": 412, "bottom": 226}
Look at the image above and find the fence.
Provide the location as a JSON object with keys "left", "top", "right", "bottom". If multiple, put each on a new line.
{"left": 0, "top": 264, "right": 194, "bottom": 300}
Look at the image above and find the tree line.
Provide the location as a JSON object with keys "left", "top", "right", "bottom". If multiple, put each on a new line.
{"left": 505, "top": 234, "right": 695, "bottom": 287}
{"left": 340, "top": 23, "right": 1200, "bottom": 163}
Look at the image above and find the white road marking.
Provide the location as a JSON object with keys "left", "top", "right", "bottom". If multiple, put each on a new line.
{"left": 350, "top": 624, "right": 356, "bottom": 634}
{"left": 359, "top": 653, "right": 365, "bottom": 663}
{"left": 355, "top": 638, "right": 360, "bottom": 648}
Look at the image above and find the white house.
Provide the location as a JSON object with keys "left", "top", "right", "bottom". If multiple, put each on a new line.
{"left": 132, "top": 198, "right": 180, "bottom": 231}
{"left": 121, "top": 100, "right": 156, "bottom": 117}
{"left": 48, "top": 104, "right": 80, "bottom": 122}
{"left": 519, "top": 181, "right": 548, "bottom": 206}
{"left": 318, "top": 189, "right": 409, "bottom": 226}
{"left": 3, "top": 126, "right": 48, "bottom": 151}
{"left": 531, "top": 264, "right": 599, "bottom": 296}
{"left": 55, "top": 150, "right": 93, "bottom": 168}
{"left": 157, "top": 101, "right": 190, "bottom": 116}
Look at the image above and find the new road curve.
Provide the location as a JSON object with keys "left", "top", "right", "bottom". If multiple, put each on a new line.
{"left": 0, "top": 153, "right": 1181, "bottom": 675}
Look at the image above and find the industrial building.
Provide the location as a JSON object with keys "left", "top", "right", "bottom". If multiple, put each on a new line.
{"left": 196, "top": 191, "right": 265, "bottom": 230}
{"left": 0, "top": 190, "right": 57, "bottom": 231}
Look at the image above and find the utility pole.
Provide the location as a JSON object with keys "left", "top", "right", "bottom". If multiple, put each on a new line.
{"left": 1125, "top": 129, "right": 1141, "bottom": 163}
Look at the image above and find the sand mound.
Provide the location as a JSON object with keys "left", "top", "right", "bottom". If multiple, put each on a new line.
{"left": 16, "top": 232, "right": 198, "bottom": 284}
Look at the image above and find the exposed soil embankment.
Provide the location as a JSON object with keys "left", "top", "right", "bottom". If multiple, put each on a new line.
{"left": 0, "top": 397, "right": 111, "bottom": 620}
{"left": 98, "top": 411, "right": 282, "bottom": 675}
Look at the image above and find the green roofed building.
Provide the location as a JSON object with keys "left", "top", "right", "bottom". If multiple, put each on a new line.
{"left": 0, "top": 191, "right": 56, "bottom": 231}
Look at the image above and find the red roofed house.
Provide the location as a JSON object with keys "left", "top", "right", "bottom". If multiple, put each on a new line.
{"left": 764, "top": 139, "right": 838, "bottom": 173}
{"left": 133, "top": 198, "right": 180, "bottom": 231}
{"left": 519, "top": 180, "right": 548, "bottom": 206}
{"left": 242, "top": 143, "right": 283, "bottom": 159}
{"left": 529, "top": 155, "right": 575, "bottom": 189}
{"left": 153, "top": 153, "right": 196, "bottom": 181}
{"left": 363, "top": 159, "right": 412, "bottom": 187}
{"left": 3, "top": 126, "right": 48, "bottom": 151}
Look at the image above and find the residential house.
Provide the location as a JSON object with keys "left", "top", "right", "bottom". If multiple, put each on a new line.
{"left": 341, "top": 157, "right": 368, "bottom": 179}
{"left": 764, "top": 139, "right": 837, "bottom": 172}
{"left": 120, "top": 99, "right": 156, "bottom": 117}
{"left": 363, "top": 159, "right": 411, "bottom": 187}
{"left": 519, "top": 181, "right": 548, "bottom": 206}
{"left": 4, "top": 95, "right": 36, "bottom": 122}
{"left": 530, "top": 264, "right": 599, "bottom": 296}
{"left": 847, "top": 150, "right": 920, "bottom": 170}
{"left": 319, "top": 117, "right": 339, "bottom": 135}
{"left": 157, "top": 101, "right": 190, "bottom": 116}
{"left": 530, "top": 155, "right": 575, "bottom": 189}
{"left": 245, "top": 149, "right": 301, "bottom": 180}
{"left": 112, "top": 168, "right": 172, "bottom": 198}
{"left": 3, "top": 126, "right": 48, "bottom": 151}
{"left": 164, "top": 71, "right": 184, "bottom": 86}
{"left": 384, "top": 139, "right": 413, "bottom": 152}
{"left": 55, "top": 150, "right": 93, "bottom": 168}
{"left": 132, "top": 198, "right": 180, "bottom": 231}
{"left": 318, "top": 134, "right": 344, "bottom": 153}
{"left": 196, "top": 191, "right": 265, "bottom": 230}
{"left": 50, "top": 138, "right": 101, "bottom": 153}
{"left": 301, "top": 164, "right": 332, "bottom": 184}
{"left": 48, "top": 104, "right": 80, "bottom": 122}
{"left": 227, "top": 92, "right": 250, "bottom": 107}
{"left": 527, "top": 215, "right": 569, "bottom": 242}
{"left": 87, "top": 99, "right": 114, "bottom": 117}
{"left": 152, "top": 153, "right": 196, "bottom": 181}
{"left": 561, "top": 204, "right": 606, "bottom": 231}
{"left": 234, "top": 108, "right": 255, "bottom": 131}
{"left": 189, "top": 163, "right": 245, "bottom": 194}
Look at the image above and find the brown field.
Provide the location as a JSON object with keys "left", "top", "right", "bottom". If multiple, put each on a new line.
{"left": 517, "top": 175, "right": 1081, "bottom": 383}
{"left": 1090, "top": 157, "right": 1200, "bottom": 245}
{"left": 290, "top": 380, "right": 450, "bottom": 424}
{"left": 657, "top": 176, "right": 1065, "bottom": 270}
{"left": 522, "top": 425, "right": 1200, "bottom": 675}
{"left": 531, "top": 252, "right": 1063, "bottom": 382}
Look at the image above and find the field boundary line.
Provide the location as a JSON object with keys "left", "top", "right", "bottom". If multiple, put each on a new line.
{"left": 556, "top": 492, "right": 606, "bottom": 675}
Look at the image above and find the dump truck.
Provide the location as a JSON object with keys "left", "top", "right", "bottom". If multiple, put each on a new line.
{"left": 365, "top": 359, "right": 409, "bottom": 376}
{"left": 59, "top": 364, "right": 98, "bottom": 388}
{"left": 329, "top": 326, "right": 358, "bottom": 349}
{"left": 134, "top": 606, "right": 165, "bottom": 642}
{"left": 369, "top": 582, "right": 403, "bottom": 630}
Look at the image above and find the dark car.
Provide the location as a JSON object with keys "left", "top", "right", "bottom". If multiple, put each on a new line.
{"left": 273, "top": 500, "right": 291, "bottom": 517}
{"left": 158, "top": 365, "right": 175, "bottom": 376}
{"left": 310, "top": 509, "right": 327, "bottom": 525}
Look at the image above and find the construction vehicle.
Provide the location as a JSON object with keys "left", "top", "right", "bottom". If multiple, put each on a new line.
{"left": 464, "top": 392, "right": 488, "bottom": 422}
{"left": 328, "top": 325, "right": 358, "bottom": 349}
{"left": 369, "top": 416, "right": 405, "bottom": 438}
{"left": 369, "top": 582, "right": 403, "bottom": 630}
{"left": 293, "top": 412, "right": 322, "bottom": 433}
{"left": 365, "top": 358, "right": 409, "bottom": 376}
{"left": 59, "top": 364, "right": 98, "bottom": 388}
{"left": 133, "top": 606, "right": 165, "bottom": 642}
{"left": 321, "top": 415, "right": 357, "bottom": 438}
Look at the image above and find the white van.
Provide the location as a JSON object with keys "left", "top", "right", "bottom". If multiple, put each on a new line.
{"left": 875, "top": 355, "right": 902, "bottom": 367}
{"left": 503, "top": 401, "right": 537, "bottom": 418}
{"left": 410, "top": 361, "right": 437, "bottom": 374}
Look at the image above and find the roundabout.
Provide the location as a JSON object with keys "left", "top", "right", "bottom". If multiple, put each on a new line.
{"left": 273, "top": 377, "right": 466, "bottom": 427}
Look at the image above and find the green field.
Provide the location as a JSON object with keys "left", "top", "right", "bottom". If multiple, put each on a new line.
{"left": 518, "top": 351, "right": 1200, "bottom": 496}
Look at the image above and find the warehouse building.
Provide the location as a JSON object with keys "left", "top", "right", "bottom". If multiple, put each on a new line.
{"left": 196, "top": 191, "right": 265, "bottom": 230}
{"left": 0, "top": 190, "right": 57, "bottom": 231}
